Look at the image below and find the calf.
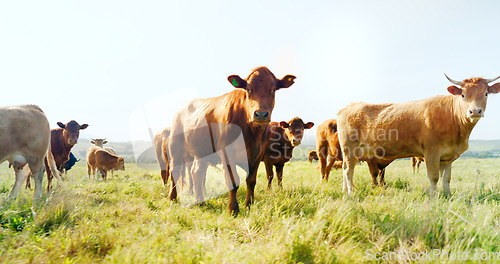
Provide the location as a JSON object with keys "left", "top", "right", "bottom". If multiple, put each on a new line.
{"left": 86, "top": 146, "right": 125, "bottom": 180}
{"left": 315, "top": 119, "right": 343, "bottom": 180}
{"left": 262, "top": 117, "right": 313, "bottom": 189}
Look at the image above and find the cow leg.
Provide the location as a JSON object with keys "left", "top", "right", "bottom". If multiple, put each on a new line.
{"left": 87, "top": 162, "right": 92, "bottom": 179}
{"left": 417, "top": 160, "right": 422, "bottom": 173}
{"left": 168, "top": 136, "right": 187, "bottom": 201}
{"left": 29, "top": 159, "right": 45, "bottom": 201}
{"left": 220, "top": 149, "right": 240, "bottom": 216}
{"left": 264, "top": 160, "right": 274, "bottom": 190}
{"left": 411, "top": 157, "right": 417, "bottom": 173}
{"left": 318, "top": 141, "right": 328, "bottom": 180}
{"left": 325, "top": 156, "right": 334, "bottom": 180}
{"left": 440, "top": 163, "right": 452, "bottom": 196}
{"left": 245, "top": 163, "right": 259, "bottom": 209}
{"left": 25, "top": 173, "right": 32, "bottom": 189}
{"left": 367, "top": 159, "right": 380, "bottom": 187}
{"left": 191, "top": 159, "right": 208, "bottom": 204}
{"left": 379, "top": 168, "right": 386, "bottom": 187}
{"left": 275, "top": 163, "right": 284, "bottom": 188}
{"left": 342, "top": 155, "right": 357, "bottom": 195}
{"left": 45, "top": 158, "right": 53, "bottom": 192}
{"left": 8, "top": 165, "right": 30, "bottom": 200}
{"left": 424, "top": 152, "right": 440, "bottom": 196}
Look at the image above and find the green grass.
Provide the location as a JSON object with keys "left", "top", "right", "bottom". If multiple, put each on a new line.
{"left": 0, "top": 158, "right": 499, "bottom": 263}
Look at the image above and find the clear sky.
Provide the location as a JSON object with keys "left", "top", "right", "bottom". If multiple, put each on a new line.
{"left": 1, "top": 0, "right": 500, "bottom": 142}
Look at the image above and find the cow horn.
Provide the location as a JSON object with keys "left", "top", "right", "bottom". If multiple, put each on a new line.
{"left": 485, "top": 76, "right": 500, "bottom": 84}
{"left": 444, "top": 74, "right": 464, "bottom": 86}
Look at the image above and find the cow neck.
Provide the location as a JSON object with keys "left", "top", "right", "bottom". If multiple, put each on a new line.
{"left": 452, "top": 96, "right": 478, "bottom": 140}
{"left": 54, "top": 129, "right": 74, "bottom": 154}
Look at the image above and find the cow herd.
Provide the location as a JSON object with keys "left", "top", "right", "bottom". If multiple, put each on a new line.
{"left": 1, "top": 67, "right": 499, "bottom": 216}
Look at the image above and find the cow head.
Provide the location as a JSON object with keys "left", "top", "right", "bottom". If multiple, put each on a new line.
{"left": 90, "top": 138, "right": 108, "bottom": 147}
{"left": 116, "top": 157, "right": 125, "bottom": 171}
{"left": 57, "top": 120, "right": 88, "bottom": 146}
{"left": 279, "top": 117, "right": 314, "bottom": 147}
{"left": 228, "top": 67, "right": 295, "bottom": 125}
{"left": 445, "top": 74, "right": 500, "bottom": 122}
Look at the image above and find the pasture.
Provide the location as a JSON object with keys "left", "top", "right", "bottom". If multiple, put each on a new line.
{"left": 0, "top": 158, "right": 499, "bottom": 263}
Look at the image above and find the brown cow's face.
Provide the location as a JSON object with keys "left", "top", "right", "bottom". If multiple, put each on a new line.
{"left": 447, "top": 76, "right": 500, "bottom": 122}
{"left": 228, "top": 67, "right": 295, "bottom": 125}
{"left": 279, "top": 118, "right": 314, "bottom": 147}
{"left": 57, "top": 120, "right": 89, "bottom": 146}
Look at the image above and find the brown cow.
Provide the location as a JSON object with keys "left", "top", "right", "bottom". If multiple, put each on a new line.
{"left": 154, "top": 128, "right": 171, "bottom": 185}
{"left": 307, "top": 150, "right": 318, "bottom": 163}
{"left": 411, "top": 157, "right": 425, "bottom": 173}
{"left": 169, "top": 66, "right": 295, "bottom": 215}
{"left": 86, "top": 146, "right": 125, "bottom": 180}
{"left": 262, "top": 118, "right": 314, "bottom": 189}
{"left": 44, "top": 120, "right": 88, "bottom": 191}
{"left": 90, "top": 138, "right": 117, "bottom": 176}
{"left": 0, "top": 105, "right": 60, "bottom": 200}
{"left": 337, "top": 75, "right": 500, "bottom": 195}
{"left": 316, "top": 119, "right": 343, "bottom": 180}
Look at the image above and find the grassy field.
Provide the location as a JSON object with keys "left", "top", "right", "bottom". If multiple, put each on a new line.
{"left": 0, "top": 158, "right": 500, "bottom": 263}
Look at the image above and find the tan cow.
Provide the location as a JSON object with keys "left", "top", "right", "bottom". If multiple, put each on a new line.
{"left": 262, "top": 118, "right": 314, "bottom": 189}
{"left": 0, "top": 105, "right": 60, "bottom": 200}
{"left": 154, "top": 128, "right": 171, "bottom": 186}
{"left": 86, "top": 146, "right": 125, "bottom": 180}
{"left": 316, "top": 119, "right": 343, "bottom": 180}
{"left": 169, "top": 66, "right": 295, "bottom": 216}
{"left": 337, "top": 75, "right": 500, "bottom": 195}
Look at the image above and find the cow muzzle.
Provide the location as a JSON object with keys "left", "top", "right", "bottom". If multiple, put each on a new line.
{"left": 253, "top": 111, "right": 270, "bottom": 124}
{"left": 292, "top": 139, "right": 301, "bottom": 147}
{"left": 467, "top": 107, "right": 484, "bottom": 120}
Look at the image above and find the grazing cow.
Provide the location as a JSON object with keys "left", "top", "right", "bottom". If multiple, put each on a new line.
{"left": 169, "top": 66, "right": 295, "bottom": 215}
{"left": 316, "top": 119, "right": 343, "bottom": 180}
{"left": 0, "top": 105, "right": 60, "bottom": 200}
{"left": 337, "top": 75, "right": 500, "bottom": 195}
{"left": 411, "top": 157, "right": 425, "bottom": 173}
{"left": 86, "top": 146, "right": 125, "bottom": 180}
{"left": 154, "top": 128, "right": 171, "bottom": 185}
{"left": 262, "top": 118, "right": 314, "bottom": 189}
{"left": 90, "top": 138, "right": 117, "bottom": 176}
{"left": 62, "top": 152, "right": 79, "bottom": 173}
{"left": 43, "top": 120, "right": 88, "bottom": 191}
{"left": 307, "top": 150, "right": 318, "bottom": 163}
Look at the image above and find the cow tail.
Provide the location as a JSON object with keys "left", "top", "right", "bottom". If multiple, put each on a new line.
{"left": 46, "top": 146, "right": 62, "bottom": 182}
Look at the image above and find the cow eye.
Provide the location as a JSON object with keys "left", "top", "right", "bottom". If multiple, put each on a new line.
{"left": 461, "top": 94, "right": 465, "bottom": 99}
{"left": 485, "top": 92, "right": 488, "bottom": 97}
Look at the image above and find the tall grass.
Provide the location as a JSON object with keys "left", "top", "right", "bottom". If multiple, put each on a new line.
{"left": 0, "top": 158, "right": 499, "bottom": 263}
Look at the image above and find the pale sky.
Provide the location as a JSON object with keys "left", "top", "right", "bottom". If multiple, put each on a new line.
{"left": 1, "top": 0, "right": 500, "bottom": 142}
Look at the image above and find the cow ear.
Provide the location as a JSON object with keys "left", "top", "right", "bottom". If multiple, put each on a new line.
{"left": 279, "top": 121, "right": 289, "bottom": 128}
{"left": 90, "top": 140, "right": 95, "bottom": 144}
{"left": 277, "top": 75, "right": 296, "bottom": 89}
{"left": 80, "top": 124, "right": 89, "bottom": 130}
{"left": 447, "top": 86, "right": 462, "bottom": 95}
{"left": 304, "top": 122, "right": 314, "bottom": 129}
{"left": 488, "top": 83, "right": 500, "bottom": 94}
{"left": 57, "top": 122, "right": 65, "bottom": 129}
{"left": 228, "top": 75, "right": 247, "bottom": 89}
{"left": 103, "top": 140, "right": 108, "bottom": 144}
